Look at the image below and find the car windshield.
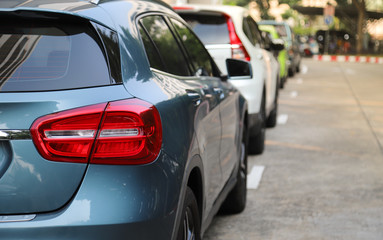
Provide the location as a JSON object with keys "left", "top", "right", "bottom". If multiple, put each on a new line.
{"left": 0, "top": 21, "right": 110, "bottom": 92}
{"left": 179, "top": 13, "right": 230, "bottom": 45}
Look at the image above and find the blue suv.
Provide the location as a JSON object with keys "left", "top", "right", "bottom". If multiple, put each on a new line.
{"left": 0, "top": 0, "right": 250, "bottom": 239}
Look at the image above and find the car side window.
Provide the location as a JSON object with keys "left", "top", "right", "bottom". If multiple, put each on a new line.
{"left": 139, "top": 15, "right": 190, "bottom": 76}
{"left": 169, "top": 18, "right": 214, "bottom": 77}
{"left": 138, "top": 24, "right": 166, "bottom": 71}
{"left": 245, "top": 17, "right": 263, "bottom": 47}
{"left": 243, "top": 17, "right": 256, "bottom": 45}
{"left": 261, "top": 31, "right": 271, "bottom": 50}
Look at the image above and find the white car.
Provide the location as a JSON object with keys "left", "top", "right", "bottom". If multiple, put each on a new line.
{"left": 175, "top": 4, "right": 282, "bottom": 154}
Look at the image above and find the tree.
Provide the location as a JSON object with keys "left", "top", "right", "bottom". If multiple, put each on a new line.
{"left": 224, "top": 0, "right": 272, "bottom": 19}
{"left": 222, "top": 0, "right": 368, "bottom": 53}
{"left": 351, "top": 0, "right": 366, "bottom": 53}
{"left": 224, "top": 0, "right": 250, "bottom": 6}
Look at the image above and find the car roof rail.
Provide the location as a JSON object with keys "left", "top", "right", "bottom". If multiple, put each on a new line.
{"left": 89, "top": 0, "right": 99, "bottom": 5}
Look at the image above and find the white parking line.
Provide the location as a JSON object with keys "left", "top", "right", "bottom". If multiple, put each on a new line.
{"left": 290, "top": 91, "right": 298, "bottom": 98}
{"left": 277, "top": 114, "right": 289, "bottom": 125}
{"left": 247, "top": 165, "right": 265, "bottom": 190}
{"left": 301, "top": 64, "right": 308, "bottom": 74}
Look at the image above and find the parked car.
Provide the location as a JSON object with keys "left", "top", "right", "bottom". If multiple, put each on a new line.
{"left": 0, "top": 0, "right": 250, "bottom": 239}
{"left": 259, "top": 24, "right": 288, "bottom": 88}
{"left": 175, "top": 4, "right": 282, "bottom": 154}
{"left": 259, "top": 20, "right": 301, "bottom": 77}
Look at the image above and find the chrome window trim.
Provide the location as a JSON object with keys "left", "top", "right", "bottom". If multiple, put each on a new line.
{"left": 89, "top": 0, "right": 99, "bottom": 5}
{"left": 0, "top": 214, "right": 36, "bottom": 223}
{"left": 0, "top": 130, "right": 31, "bottom": 140}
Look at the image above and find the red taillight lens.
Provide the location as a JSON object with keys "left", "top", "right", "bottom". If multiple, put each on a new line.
{"left": 225, "top": 16, "right": 251, "bottom": 61}
{"left": 91, "top": 99, "right": 162, "bottom": 165}
{"left": 172, "top": 6, "right": 194, "bottom": 10}
{"left": 30, "top": 104, "right": 106, "bottom": 163}
{"left": 30, "top": 99, "right": 162, "bottom": 165}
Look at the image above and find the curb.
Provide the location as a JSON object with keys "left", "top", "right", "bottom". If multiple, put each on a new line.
{"left": 313, "top": 55, "right": 383, "bottom": 64}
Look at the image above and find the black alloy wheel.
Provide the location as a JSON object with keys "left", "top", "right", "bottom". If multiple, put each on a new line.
{"left": 178, "top": 187, "right": 201, "bottom": 240}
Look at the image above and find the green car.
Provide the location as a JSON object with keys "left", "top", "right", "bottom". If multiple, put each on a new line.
{"left": 259, "top": 25, "right": 288, "bottom": 88}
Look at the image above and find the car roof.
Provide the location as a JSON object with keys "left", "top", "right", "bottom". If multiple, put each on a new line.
{"left": 0, "top": 0, "right": 176, "bottom": 31}
{"left": 174, "top": 4, "right": 248, "bottom": 18}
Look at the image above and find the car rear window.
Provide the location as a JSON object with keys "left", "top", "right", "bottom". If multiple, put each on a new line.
{"left": 0, "top": 21, "right": 110, "bottom": 92}
{"left": 274, "top": 25, "right": 288, "bottom": 38}
{"left": 179, "top": 13, "right": 229, "bottom": 45}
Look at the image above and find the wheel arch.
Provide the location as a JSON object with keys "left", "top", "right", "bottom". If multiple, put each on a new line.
{"left": 187, "top": 167, "right": 203, "bottom": 224}
{"left": 172, "top": 154, "right": 205, "bottom": 240}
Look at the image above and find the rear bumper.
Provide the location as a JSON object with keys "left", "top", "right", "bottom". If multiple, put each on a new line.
{"left": 0, "top": 152, "right": 182, "bottom": 240}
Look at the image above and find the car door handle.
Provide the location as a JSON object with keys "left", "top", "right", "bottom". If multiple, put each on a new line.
{"left": 186, "top": 89, "right": 202, "bottom": 106}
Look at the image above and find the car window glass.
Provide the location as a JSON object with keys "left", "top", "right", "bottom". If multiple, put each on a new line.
{"left": 139, "top": 15, "right": 190, "bottom": 76}
{"left": 170, "top": 18, "right": 214, "bottom": 77}
{"left": 138, "top": 23, "right": 166, "bottom": 71}
{"left": 261, "top": 31, "right": 271, "bottom": 49}
{"left": 246, "top": 17, "right": 263, "bottom": 47}
{"left": 274, "top": 25, "right": 288, "bottom": 38}
{"left": 242, "top": 17, "right": 255, "bottom": 45}
{"left": 0, "top": 22, "right": 110, "bottom": 92}
{"left": 179, "top": 13, "right": 229, "bottom": 45}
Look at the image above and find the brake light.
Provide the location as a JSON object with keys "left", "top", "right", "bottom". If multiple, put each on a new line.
{"left": 173, "top": 6, "right": 194, "bottom": 10}
{"left": 225, "top": 16, "right": 251, "bottom": 61}
{"left": 92, "top": 99, "right": 162, "bottom": 165}
{"left": 30, "top": 99, "right": 162, "bottom": 165}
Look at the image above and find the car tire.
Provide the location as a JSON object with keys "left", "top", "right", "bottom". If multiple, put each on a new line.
{"left": 220, "top": 124, "right": 248, "bottom": 214}
{"left": 177, "top": 187, "right": 201, "bottom": 240}
{"left": 296, "top": 64, "right": 300, "bottom": 73}
{"left": 280, "top": 76, "right": 286, "bottom": 89}
{"left": 288, "top": 66, "right": 295, "bottom": 77}
{"left": 266, "top": 84, "right": 278, "bottom": 128}
{"left": 248, "top": 92, "right": 265, "bottom": 155}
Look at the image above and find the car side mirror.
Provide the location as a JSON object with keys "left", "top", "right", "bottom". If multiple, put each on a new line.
{"left": 271, "top": 38, "right": 285, "bottom": 52}
{"left": 225, "top": 59, "right": 252, "bottom": 79}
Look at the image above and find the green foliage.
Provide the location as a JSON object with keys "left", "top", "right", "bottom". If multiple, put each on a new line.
{"left": 293, "top": 26, "right": 316, "bottom": 35}
{"left": 282, "top": 9, "right": 294, "bottom": 20}
{"left": 223, "top": 0, "right": 250, "bottom": 6}
{"left": 279, "top": 0, "right": 300, "bottom": 5}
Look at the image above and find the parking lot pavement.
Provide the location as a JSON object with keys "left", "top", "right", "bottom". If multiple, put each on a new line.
{"left": 204, "top": 58, "right": 383, "bottom": 240}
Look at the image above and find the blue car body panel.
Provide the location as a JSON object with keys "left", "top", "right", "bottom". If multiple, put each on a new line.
{"left": 0, "top": 85, "right": 133, "bottom": 214}
{"left": 0, "top": 153, "right": 181, "bottom": 239}
{"left": 0, "top": 0, "right": 248, "bottom": 239}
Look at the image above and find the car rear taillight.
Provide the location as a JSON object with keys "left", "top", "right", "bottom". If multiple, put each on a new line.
{"left": 225, "top": 16, "right": 251, "bottom": 61}
{"left": 91, "top": 99, "right": 162, "bottom": 165}
{"left": 30, "top": 99, "right": 162, "bottom": 165}
{"left": 172, "top": 6, "right": 195, "bottom": 10}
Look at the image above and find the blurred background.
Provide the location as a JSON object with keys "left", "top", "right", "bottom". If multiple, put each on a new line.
{"left": 165, "top": 0, "right": 383, "bottom": 56}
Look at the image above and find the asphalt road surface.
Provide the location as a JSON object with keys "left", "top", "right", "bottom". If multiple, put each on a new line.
{"left": 204, "top": 59, "right": 383, "bottom": 240}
